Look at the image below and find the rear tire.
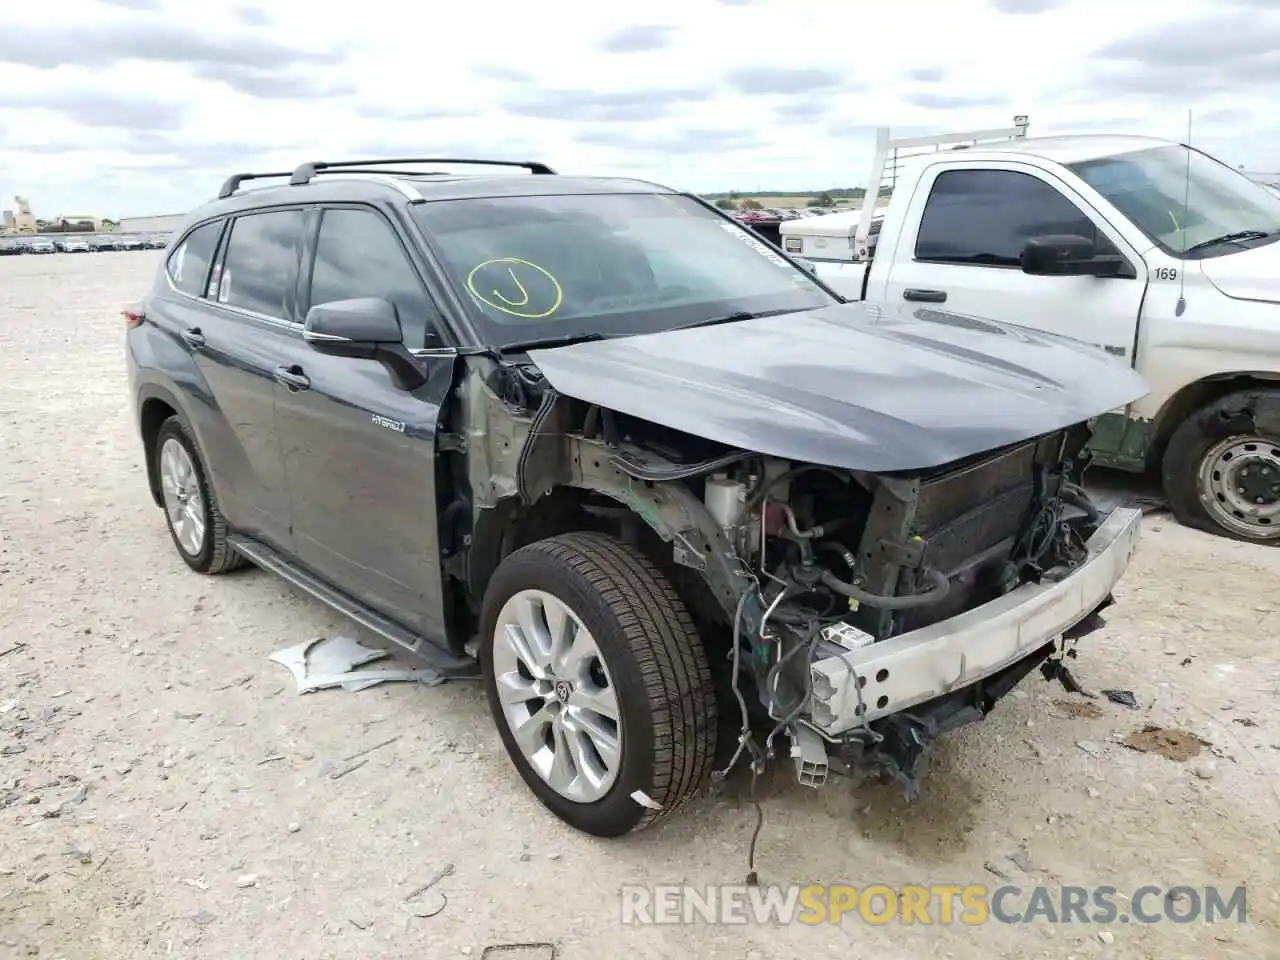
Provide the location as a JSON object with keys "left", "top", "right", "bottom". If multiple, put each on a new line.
{"left": 152, "top": 416, "right": 247, "bottom": 573}
{"left": 479, "top": 532, "right": 717, "bottom": 837}
{"left": 1161, "top": 389, "right": 1280, "bottom": 544}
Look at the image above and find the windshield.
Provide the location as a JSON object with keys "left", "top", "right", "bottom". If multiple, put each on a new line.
{"left": 414, "top": 193, "right": 836, "bottom": 348}
{"left": 1068, "top": 144, "right": 1280, "bottom": 258}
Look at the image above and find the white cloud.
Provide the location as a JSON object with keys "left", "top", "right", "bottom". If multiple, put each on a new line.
{"left": 0, "top": 0, "right": 1276, "bottom": 217}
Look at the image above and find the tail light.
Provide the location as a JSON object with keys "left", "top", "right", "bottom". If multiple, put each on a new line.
{"left": 123, "top": 304, "right": 145, "bottom": 328}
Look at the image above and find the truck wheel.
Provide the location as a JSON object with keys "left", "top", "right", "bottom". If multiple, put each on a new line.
{"left": 1161, "top": 389, "right": 1280, "bottom": 544}
{"left": 479, "top": 532, "right": 717, "bottom": 837}
{"left": 152, "top": 415, "right": 247, "bottom": 573}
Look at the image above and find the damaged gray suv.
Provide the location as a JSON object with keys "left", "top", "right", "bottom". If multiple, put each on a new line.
{"left": 126, "top": 157, "right": 1147, "bottom": 837}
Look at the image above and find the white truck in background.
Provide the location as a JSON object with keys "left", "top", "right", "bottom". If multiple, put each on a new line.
{"left": 781, "top": 117, "right": 1280, "bottom": 545}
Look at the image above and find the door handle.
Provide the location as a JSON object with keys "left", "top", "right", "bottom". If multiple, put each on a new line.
{"left": 273, "top": 364, "right": 311, "bottom": 392}
{"left": 181, "top": 327, "right": 206, "bottom": 349}
{"left": 903, "top": 289, "right": 948, "bottom": 303}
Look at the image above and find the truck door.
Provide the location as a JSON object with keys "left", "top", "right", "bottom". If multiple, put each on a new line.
{"left": 879, "top": 162, "right": 1148, "bottom": 363}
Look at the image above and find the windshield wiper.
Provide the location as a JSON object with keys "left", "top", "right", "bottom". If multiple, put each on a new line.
{"left": 670, "top": 307, "right": 803, "bottom": 332}
{"left": 1182, "top": 230, "right": 1273, "bottom": 255}
{"left": 499, "top": 332, "right": 611, "bottom": 353}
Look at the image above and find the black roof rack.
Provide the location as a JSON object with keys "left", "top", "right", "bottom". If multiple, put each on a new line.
{"left": 288, "top": 157, "right": 557, "bottom": 186}
{"left": 217, "top": 170, "right": 294, "bottom": 200}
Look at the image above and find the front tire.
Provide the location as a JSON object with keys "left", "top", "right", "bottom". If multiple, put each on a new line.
{"left": 152, "top": 415, "right": 246, "bottom": 573}
{"left": 1162, "top": 389, "right": 1280, "bottom": 544}
{"left": 479, "top": 532, "right": 717, "bottom": 837}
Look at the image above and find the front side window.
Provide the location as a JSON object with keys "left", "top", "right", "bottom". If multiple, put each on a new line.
{"left": 414, "top": 193, "right": 835, "bottom": 349}
{"left": 166, "top": 220, "right": 223, "bottom": 297}
{"left": 1069, "top": 144, "right": 1280, "bottom": 259}
{"left": 915, "top": 169, "right": 1117, "bottom": 266}
{"left": 217, "top": 209, "right": 305, "bottom": 319}
{"left": 307, "top": 207, "right": 441, "bottom": 349}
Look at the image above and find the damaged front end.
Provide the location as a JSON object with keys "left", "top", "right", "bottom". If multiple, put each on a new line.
{"left": 452, "top": 304, "right": 1147, "bottom": 800}
{"left": 456, "top": 362, "right": 1141, "bottom": 801}
{"left": 668, "top": 429, "right": 1140, "bottom": 798}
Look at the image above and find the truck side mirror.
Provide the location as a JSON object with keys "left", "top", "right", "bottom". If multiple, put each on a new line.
{"left": 1020, "top": 235, "right": 1127, "bottom": 278}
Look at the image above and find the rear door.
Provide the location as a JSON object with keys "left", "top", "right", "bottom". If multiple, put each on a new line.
{"left": 274, "top": 204, "right": 456, "bottom": 641}
{"left": 159, "top": 211, "right": 306, "bottom": 549}
{"left": 879, "top": 162, "right": 1148, "bottom": 363}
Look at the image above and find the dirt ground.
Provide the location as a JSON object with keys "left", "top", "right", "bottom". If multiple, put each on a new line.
{"left": 1, "top": 252, "right": 1277, "bottom": 960}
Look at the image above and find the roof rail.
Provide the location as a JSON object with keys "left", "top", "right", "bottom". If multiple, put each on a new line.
{"left": 217, "top": 171, "right": 294, "bottom": 200}
{"left": 852, "top": 114, "right": 1030, "bottom": 257}
{"left": 288, "top": 157, "right": 557, "bottom": 186}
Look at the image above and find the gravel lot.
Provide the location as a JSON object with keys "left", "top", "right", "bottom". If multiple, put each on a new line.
{"left": 1, "top": 252, "right": 1278, "bottom": 960}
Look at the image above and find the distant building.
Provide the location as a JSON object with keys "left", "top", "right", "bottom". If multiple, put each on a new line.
{"left": 49, "top": 215, "right": 104, "bottom": 233}
{"left": 118, "top": 213, "right": 187, "bottom": 234}
{"left": 11, "top": 196, "right": 37, "bottom": 234}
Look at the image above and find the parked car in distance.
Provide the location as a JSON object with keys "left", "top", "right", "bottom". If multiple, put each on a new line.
{"left": 55, "top": 236, "right": 92, "bottom": 253}
{"left": 27, "top": 237, "right": 56, "bottom": 254}
{"left": 0, "top": 237, "right": 24, "bottom": 256}
{"left": 90, "top": 235, "right": 119, "bottom": 251}
{"left": 116, "top": 235, "right": 145, "bottom": 251}
{"left": 127, "top": 156, "right": 1146, "bottom": 837}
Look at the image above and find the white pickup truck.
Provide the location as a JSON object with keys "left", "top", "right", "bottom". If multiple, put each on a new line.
{"left": 782, "top": 118, "right": 1280, "bottom": 545}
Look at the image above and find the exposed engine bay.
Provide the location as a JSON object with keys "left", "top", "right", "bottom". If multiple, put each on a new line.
{"left": 685, "top": 427, "right": 1107, "bottom": 795}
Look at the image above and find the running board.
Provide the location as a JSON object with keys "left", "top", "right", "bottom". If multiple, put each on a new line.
{"left": 228, "top": 535, "right": 480, "bottom": 679}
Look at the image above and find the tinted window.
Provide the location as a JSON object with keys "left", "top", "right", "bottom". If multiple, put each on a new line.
{"left": 308, "top": 208, "right": 439, "bottom": 348}
{"left": 915, "top": 170, "right": 1116, "bottom": 266}
{"left": 216, "top": 210, "right": 305, "bottom": 319}
{"left": 414, "top": 193, "right": 833, "bottom": 349}
{"left": 166, "top": 220, "right": 223, "bottom": 296}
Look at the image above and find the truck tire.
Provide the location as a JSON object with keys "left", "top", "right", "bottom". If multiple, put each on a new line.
{"left": 1161, "top": 388, "right": 1280, "bottom": 544}
{"left": 479, "top": 531, "right": 717, "bottom": 836}
{"left": 152, "top": 415, "right": 247, "bottom": 573}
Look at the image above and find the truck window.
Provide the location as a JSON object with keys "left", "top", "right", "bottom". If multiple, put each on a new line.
{"left": 915, "top": 169, "right": 1116, "bottom": 267}
{"left": 308, "top": 207, "right": 442, "bottom": 349}
{"left": 217, "top": 210, "right": 306, "bottom": 320}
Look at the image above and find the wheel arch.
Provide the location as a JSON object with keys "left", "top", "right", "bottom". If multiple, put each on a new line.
{"left": 137, "top": 383, "right": 186, "bottom": 508}
{"left": 1146, "top": 372, "right": 1280, "bottom": 470}
{"left": 464, "top": 482, "right": 740, "bottom": 652}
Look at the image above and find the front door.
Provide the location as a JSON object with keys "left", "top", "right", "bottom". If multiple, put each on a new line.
{"left": 881, "top": 162, "right": 1149, "bottom": 363}
{"left": 274, "top": 205, "right": 456, "bottom": 642}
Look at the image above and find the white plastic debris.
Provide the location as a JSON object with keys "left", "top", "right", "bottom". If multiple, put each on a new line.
{"left": 268, "top": 636, "right": 446, "bottom": 695}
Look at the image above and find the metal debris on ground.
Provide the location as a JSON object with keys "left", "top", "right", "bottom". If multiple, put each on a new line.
{"left": 268, "top": 636, "right": 448, "bottom": 694}
{"left": 1122, "top": 725, "right": 1211, "bottom": 762}
{"left": 481, "top": 945, "right": 557, "bottom": 959}
{"left": 401, "top": 862, "right": 454, "bottom": 919}
{"left": 1102, "top": 689, "right": 1139, "bottom": 709}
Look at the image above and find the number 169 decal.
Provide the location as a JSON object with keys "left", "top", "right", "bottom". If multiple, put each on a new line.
{"left": 1152, "top": 266, "right": 1177, "bottom": 281}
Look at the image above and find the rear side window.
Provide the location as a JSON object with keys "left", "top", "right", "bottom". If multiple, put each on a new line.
{"left": 915, "top": 169, "right": 1116, "bottom": 266}
{"left": 165, "top": 220, "right": 222, "bottom": 296}
{"left": 217, "top": 209, "right": 305, "bottom": 320}
{"left": 307, "top": 207, "right": 441, "bottom": 348}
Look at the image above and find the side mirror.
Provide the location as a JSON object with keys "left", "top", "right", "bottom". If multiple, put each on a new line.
{"left": 303, "top": 297, "right": 403, "bottom": 358}
{"left": 303, "top": 297, "right": 425, "bottom": 391}
{"left": 795, "top": 258, "right": 819, "bottom": 276}
{"left": 1020, "top": 235, "right": 1128, "bottom": 278}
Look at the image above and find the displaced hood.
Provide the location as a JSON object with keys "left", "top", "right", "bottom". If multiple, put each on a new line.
{"left": 528, "top": 301, "right": 1149, "bottom": 472}
{"left": 1199, "top": 242, "right": 1280, "bottom": 304}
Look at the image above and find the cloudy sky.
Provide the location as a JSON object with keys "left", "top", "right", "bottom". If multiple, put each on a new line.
{"left": 0, "top": 0, "right": 1276, "bottom": 218}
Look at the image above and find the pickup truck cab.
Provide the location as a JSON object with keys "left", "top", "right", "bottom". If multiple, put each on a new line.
{"left": 784, "top": 122, "right": 1280, "bottom": 545}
